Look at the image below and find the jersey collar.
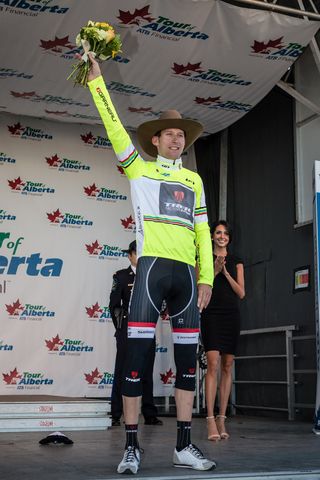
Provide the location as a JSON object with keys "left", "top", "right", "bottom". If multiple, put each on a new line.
{"left": 156, "top": 154, "right": 182, "bottom": 171}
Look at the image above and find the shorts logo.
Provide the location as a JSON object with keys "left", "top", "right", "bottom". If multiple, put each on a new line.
{"left": 131, "top": 371, "right": 138, "bottom": 379}
{"left": 189, "top": 368, "right": 195, "bottom": 374}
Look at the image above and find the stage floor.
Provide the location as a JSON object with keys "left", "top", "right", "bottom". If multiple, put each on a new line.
{"left": 1, "top": 415, "right": 319, "bottom": 480}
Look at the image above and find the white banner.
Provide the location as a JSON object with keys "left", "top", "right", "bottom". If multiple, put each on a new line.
{"left": 0, "top": 0, "right": 318, "bottom": 135}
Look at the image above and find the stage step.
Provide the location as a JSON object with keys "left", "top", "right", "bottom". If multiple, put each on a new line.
{"left": 0, "top": 398, "right": 111, "bottom": 432}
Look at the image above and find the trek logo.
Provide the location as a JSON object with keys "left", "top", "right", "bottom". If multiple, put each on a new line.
{"left": 250, "top": 37, "right": 305, "bottom": 62}
{"left": 85, "top": 368, "right": 114, "bottom": 386}
{"left": 118, "top": 5, "right": 209, "bottom": 42}
{"left": 7, "top": 122, "right": 53, "bottom": 141}
{"left": 160, "top": 183, "right": 194, "bottom": 221}
{"left": 126, "top": 371, "right": 141, "bottom": 383}
{"left": 183, "top": 368, "right": 196, "bottom": 379}
{"left": 46, "top": 154, "right": 90, "bottom": 171}
{"left": 80, "top": 131, "right": 111, "bottom": 148}
{"left": 85, "top": 302, "right": 112, "bottom": 323}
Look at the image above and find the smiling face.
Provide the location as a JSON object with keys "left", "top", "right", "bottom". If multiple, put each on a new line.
{"left": 212, "top": 224, "right": 230, "bottom": 249}
{"left": 151, "top": 128, "right": 186, "bottom": 160}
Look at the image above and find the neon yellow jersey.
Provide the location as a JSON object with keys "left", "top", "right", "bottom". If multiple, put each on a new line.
{"left": 89, "top": 76, "right": 213, "bottom": 286}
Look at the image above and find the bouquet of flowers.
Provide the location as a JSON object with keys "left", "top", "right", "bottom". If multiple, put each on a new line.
{"left": 67, "top": 21, "right": 122, "bottom": 87}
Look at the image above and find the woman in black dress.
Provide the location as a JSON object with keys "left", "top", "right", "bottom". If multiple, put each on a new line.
{"left": 201, "top": 220, "right": 245, "bottom": 441}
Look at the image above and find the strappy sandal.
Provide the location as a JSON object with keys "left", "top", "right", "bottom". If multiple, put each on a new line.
{"left": 206, "top": 416, "right": 221, "bottom": 441}
{"left": 216, "top": 414, "right": 229, "bottom": 440}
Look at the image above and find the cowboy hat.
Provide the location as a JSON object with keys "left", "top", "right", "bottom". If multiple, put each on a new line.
{"left": 137, "top": 110, "right": 203, "bottom": 158}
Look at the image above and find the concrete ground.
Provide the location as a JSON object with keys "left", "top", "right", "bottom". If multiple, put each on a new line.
{"left": 1, "top": 415, "right": 320, "bottom": 480}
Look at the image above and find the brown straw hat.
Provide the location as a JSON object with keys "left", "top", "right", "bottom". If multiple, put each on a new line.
{"left": 137, "top": 110, "right": 203, "bottom": 158}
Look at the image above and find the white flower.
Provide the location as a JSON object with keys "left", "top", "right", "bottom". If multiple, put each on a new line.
{"left": 75, "top": 33, "right": 82, "bottom": 47}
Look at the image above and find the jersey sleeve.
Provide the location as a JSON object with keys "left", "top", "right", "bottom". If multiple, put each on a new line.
{"left": 88, "top": 75, "right": 145, "bottom": 179}
{"left": 194, "top": 176, "right": 214, "bottom": 286}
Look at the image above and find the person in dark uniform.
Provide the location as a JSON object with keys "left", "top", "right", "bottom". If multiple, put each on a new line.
{"left": 109, "top": 240, "right": 162, "bottom": 427}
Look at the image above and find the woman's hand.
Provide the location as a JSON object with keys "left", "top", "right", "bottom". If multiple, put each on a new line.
{"left": 214, "top": 255, "right": 225, "bottom": 274}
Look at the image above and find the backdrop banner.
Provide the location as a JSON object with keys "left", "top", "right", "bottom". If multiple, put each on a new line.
{"left": 313, "top": 161, "right": 320, "bottom": 433}
{"left": 0, "top": 111, "right": 181, "bottom": 397}
{"left": 0, "top": 0, "right": 319, "bottom": 135}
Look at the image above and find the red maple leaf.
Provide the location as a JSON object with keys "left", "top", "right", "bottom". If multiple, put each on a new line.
{"left": 121, "top": 215, "right": 135, "bottom": 229}
{"left": 117, "top": 165, "right": 125, "bottom": 175}
{"left": 195, "top": 96, "right": 220, "bottom": 105}
{"left": 8, "top": 122, "right": 24, "bottom": 135}
{"left": 172, "top": 62, "right": 204, "bottom": 75}
{"left": 45, "top": 334, "right": 63, "bottom": 351}
{"left": 3, "top": 368, "right": 22, "bottom": 385}
{"left": 10, "top": 91, "right": 36, "bottom": 98}
{"left": 160, "top": 308, "right": 170, "bottom": 321}
{"left": 267, "top": 37, "right": 284, "bottom": 49}
{"left": 85, "top": 367, "right": 103, "bottom": 384}
{"left": 86, "top": 302, "right": 103, "bottom": 318}
{"left": 8, "top": 177, "right": 25, "bottom": 190}
{"left": 118, "top": 6, "right": 154, "bottom": 25}
{"left": 40, "top": 36, "right": 73, "bottom": 51}
{"left": 6, "top": 299, "right": 24, "bottom": 316}
{"left": 251, "top": 37, "right": 284, "bottom": 54}
{"left": 160, "top": 368, "right": 175, "bottom": 384}
{"left": 86, "top": 240, "right": 102, "bottom": 255}
{"left": 47, "top": 209, "right": 63, "bottom": 223}
{"left": 46, "top": 154, "right": 61, "bottom": 167}
{"left": 81, "top": 132, "right": 95, "bottom": 144}
{"left": 84, "top": 183, "right": 99, "bottom": 197}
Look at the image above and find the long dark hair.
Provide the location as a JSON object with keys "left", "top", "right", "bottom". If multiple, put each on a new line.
{"left": 210, "top": 220, "right": 233, "bottom": 244}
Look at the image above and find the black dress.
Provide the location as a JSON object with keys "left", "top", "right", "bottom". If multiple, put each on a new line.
{"left": 201, "top": 254, "right": 243, "bottom": 355}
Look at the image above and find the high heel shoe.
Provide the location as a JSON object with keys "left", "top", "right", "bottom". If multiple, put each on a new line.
{"left": 206, "top": 416, "right": 221, "bottom": 441}
{"left": 216, "top": 414, "right": 229, "bottom": 440}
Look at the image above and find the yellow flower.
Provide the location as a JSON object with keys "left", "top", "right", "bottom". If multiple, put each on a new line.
{"left": 96, "top": 22, "right": 110, "bottom": 28}
{"left": 105, "top": 29, "right": 115, "bottom": 43}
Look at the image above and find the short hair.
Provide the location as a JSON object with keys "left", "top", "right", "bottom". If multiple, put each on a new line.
{"left": 210, "top": 220, "right": 233, "bottom": 243}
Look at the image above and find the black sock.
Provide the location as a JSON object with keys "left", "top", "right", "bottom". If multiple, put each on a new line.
{"left": 176, "top": 421, "right": 191, "bottom": 451}
{"left": 125, "top": 424, "right": 139, "bottom": 449}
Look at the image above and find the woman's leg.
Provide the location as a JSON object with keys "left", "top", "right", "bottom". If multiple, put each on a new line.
{"left": 205, "top": 350, "right": 221, "bottom": 440}
{"left": 216, "top": 353, "right": 234, "bottom": 439}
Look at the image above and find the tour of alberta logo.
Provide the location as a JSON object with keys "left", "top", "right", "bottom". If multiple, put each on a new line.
{"left": 0, "top": 231, "right": 63, "bottom": 277}
{"left": 194, "top": 95, "right": 252, "bottom": 113}
{"left": 2, "top": 368, "right": 53, "bottom": 391}
{"left": 0, "top": 152, "right": 16, "bottom": 165}
{"left": 0, "top": 209, "right": 16, "bottom": 224}
{"left": 85, "top": 302, "right": 112, "bottom": 323}
{"left": 8, "top": 176, "right": 55, "bottom": 196}
{"left": 6, "top": 298, "right": 55, "bottom": 321}
{"left": 47, "top": 209, "right": 93, "bottom": 229}
{"left": 85, "top": 368, "right": 114, "bottom": 390}
{"left": 10, "top": 90, "right": 89, "bottom": 108}
{"left": 0, "top": 67, "right": 33, "bottom": 80}
{"left": 171, "top": 61, "right": 252, "bottom": 87}
{"left": 80, "top": 131, "right": 111, "bottom": 149}
{"left": 46, "top": 153, "right": 91, "bottom": 172}
{"left": 83, "top": 182, "right": 127, "bottom": 202}
{"left": 0, "top": 0, "right": 70, "bottom": 17}
{"left": 7, "top": 121, "right": 53, "bottom": 141}
{"left": 250, "top": 37, "right": 305, "bottom": 62}
{"left": 45, "top": 334, "right": 94, "bottom": 356}
{"left": 85, "top": 240, "right": 127, "bottom": 261}
{"left": 117, "top": 5, "right": 210, "bottom": 43}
